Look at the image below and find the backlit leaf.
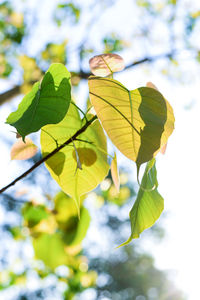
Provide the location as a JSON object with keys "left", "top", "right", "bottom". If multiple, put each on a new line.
{"left": 10, "top": 137, "right": 38, "bottom": 160}
{"left": 111, "top": 153, "right": 120, "bottom": 192}
{"left": 88, "top": 76, "right": 174, "bottom": 171}
{"left": 41, "top": 104, "right": 109, "bottom": 212}
{"left": 89, "top": 53, "right": 125, "bottom": 77}
{"left": 6, "top": 63, "right": 71, "bottom": 140}
{"left": 120, "top": 159, "right": 164, "bottom": 245}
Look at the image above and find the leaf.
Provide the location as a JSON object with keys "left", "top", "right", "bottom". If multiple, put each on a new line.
{"left": 89, "top": 53, "right": 125, "bottom": 76}
{"left": 41, "top": 104, "right": 109, "bottom": 212}
{"left": 111, "top": 153, "right": 120, "bottom": 192}
{"left": 120, "top": 159, "right": 164, "bottom": 245}
{"left": 33, "top": 233, "right": 68, "bottom": 269}
{"left": 88, "top": 76, "right": 175, "bottom": 171}
{"left": 10, "top": 137, "right": 38, "bottom": 160}
{"left": 6, "top": 63, "right": 71, "bottom": 140}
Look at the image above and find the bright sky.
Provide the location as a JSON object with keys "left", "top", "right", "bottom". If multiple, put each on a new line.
{"left": 1, "top": 0, "right": 200, "bottom": 299}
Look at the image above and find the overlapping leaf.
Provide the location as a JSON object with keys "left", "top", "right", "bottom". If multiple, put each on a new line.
{"left": 6, "top": 63, "right": 71, "bottom": 139}
{"left": 88, "top": 77, "right": 175, "bottom": 170}
{"left": 120, "top": 159, "right": 164, "bottom": 245}
{"left": 41, "top": 104, "right": 109, "bottom": 211}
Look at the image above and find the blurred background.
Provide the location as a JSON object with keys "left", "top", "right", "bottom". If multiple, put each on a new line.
{"left": 0, "top": 0, "right": 200, "bottom": 299}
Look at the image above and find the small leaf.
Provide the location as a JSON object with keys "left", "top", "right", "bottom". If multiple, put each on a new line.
{"left": 89, "top": 53, "right": 125, "bottom": 77}
{"left": 10, "top": 137, "right": 38, "bottom": 160}
{"left": 6, "top": 63, "right": 71, "bottom": 140}
{"left": 160, "top": 143, "right": 167, "bottom": 154}
{"left": 89, "top": 76, "right": 175, "bottom": 170}
{"left": 146, "top": 81, "right": 158, "bottom": 90}
{"left": 111, "top": 153, "right": 120, "bottom": 192}
{"left": 120, "top": 159, "right": 164, "bottom": 245}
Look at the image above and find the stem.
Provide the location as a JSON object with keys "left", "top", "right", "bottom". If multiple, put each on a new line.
{"left": 0, "top": 115, "right": 98, "bottom": 194}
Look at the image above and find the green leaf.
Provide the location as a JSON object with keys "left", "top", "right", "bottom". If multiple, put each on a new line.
{"left": 41, "top": 104, "right": 109, "bottom": 212}
{"left": 120, "top": 159, "right": 164, "bottom": 245}
{"left": 111, "top": 152, "right": 120, "bottom": 192}
{"left": 33, "top": 233, "right": 68, "bottom": 269}
{"left": 6, "top": 63, "right": 71, "bottom": 139}
{"left": 88, "top": 77, "right": 175, "bottom": 171}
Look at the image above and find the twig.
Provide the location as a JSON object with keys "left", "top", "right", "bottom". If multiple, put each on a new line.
{"left": 0, "top": 115, "right": 98, "bottom": 194}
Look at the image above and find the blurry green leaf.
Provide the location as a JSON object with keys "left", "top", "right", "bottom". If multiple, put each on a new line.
{"left": 89, "top": 77, "right": 174, "bottom": 171}
{"left": 120, "top": 159, "right": 164, "bottom": 245}
{"left": 6, "top": 63, "right": 71, "bottom": 140}
{"left": 69, "top": 207, "right": 90, "bottom": 246}
{"left": 41, "top": 104, "right": 109, "bottom": 211}
{"left": 33, "top": 233, "right": 68, "bottom": 269}
{"left": 22, "top": 203, "right": 49, "bottom": 228}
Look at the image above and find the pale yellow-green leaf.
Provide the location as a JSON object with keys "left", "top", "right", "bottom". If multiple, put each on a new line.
{"left": 10, "top": 137, "right": 38, "bottom": 160}
{"left": 88, "top": 76, "right": 175, "bottom": 170}
{"left": 41, "top": 104, "right": 109, "bottom": 211}
{"left": 89, "top": 53, "right": 125, "bottom": 76}
{"left": 111, "top": 153, "right": 120, "bottom": 192}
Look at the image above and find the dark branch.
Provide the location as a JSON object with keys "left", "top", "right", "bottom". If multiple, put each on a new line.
{"left": 0, "top": 115, "right": 98, "bottom": 195}
{"left": 0, "top": 85, "right": 21, "bottom": 105}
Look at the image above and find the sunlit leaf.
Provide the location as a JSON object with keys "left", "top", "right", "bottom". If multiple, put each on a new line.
{"left": 160, "top": 143, "right": 167, "bottom": 154}
{"left": 6, "top": 63, "right": 71, "bottom": 140}
{"left": 111, "top": 153, "right": 120, "bottom": 192}
{"left": 120, "top": 159, "right": 164, "bottom": 245}
{"left": 41, "top": 104, "right": 109, "bottom": 212}
{"left": 89, "top": 53, "right": 125, "bottom": 76}
{"left": 10, "top": 137, "right": 38, "bottom": 160}
{"left": 88, "top": 76, "right": 174, "bottom": 171}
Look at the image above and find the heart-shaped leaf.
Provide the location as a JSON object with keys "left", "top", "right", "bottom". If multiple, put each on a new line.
{"left": 120, "top": 158, "right": 164, "bottom": 245}
{"left": 6, "top": 63, "right": 71, "bottom": 140}
{"left": 89, "top": 53, "right": 125, "bottom": 77}
{"left": 88, "top": 76, "right": 174, "bottom": 170}
{"left": 41, "top": 104, "right": 109, "bottom": 212}
{"left": 10, "top": 137, "right": 38, "bottom": 160}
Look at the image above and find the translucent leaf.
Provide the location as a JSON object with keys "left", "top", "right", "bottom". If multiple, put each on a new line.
{"left": 6, "top": 63, "right": 71, "bottom": 140}
{"left": 88, "top": 76, "right": 175, "bottom": 171}
{"left": 120, "top": 159, "right": 164, "bottom": 245}
{"left": 111, "top": 153, "right": 120, "bottom": 192}
{"left": 89, "top": 53, "right": 125, "bottom": 77}
{"left": 10, "top": 137, "right": 38, "bottom": 160}
{"left": 41, "top": 104, "right": 109, "bottom": 212}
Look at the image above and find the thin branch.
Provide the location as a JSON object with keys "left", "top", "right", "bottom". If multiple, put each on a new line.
{"left": 0, "top": 115, "right": 98, "bottom": 195}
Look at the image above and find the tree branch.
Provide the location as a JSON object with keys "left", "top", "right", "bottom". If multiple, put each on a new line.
{"left": 0, "top": 85, "right": 21, "bottom": 105}
{"left": 0, "top": 115, "right": 98, "bottom": 195}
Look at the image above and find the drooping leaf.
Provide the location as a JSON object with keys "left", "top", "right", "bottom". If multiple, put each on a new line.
{"left": 89, "top": 53, "right": 125, "bottom": 77}
{"left": 120, "top": 159, "right": 164, "bottom": 245}
{"left": 10, "top": 137, "right": 38, "bottom": 160}
{"left": 6, "top": 63, "right": 71, "bottom": 140}
{"left": 41, "top": 104, "right": 109, "bottom": 212}
{"left": 111, "top": 153, "right": 120, "bottom": 192}
{"left": 88, "top": 76, "right": 175, "bottom": 171}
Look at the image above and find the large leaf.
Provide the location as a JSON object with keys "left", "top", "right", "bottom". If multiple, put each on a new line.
{"left": 41, "top": 104, "right": 109, "bottom": 211}
{"left": 120, "top": 159, "right": 164, "bottom": 245}
{"left": 6, "top": 63, "right": 71, "bottom": 139}
{"left": 88, "top": 77, "right": 174, "bottom": 170}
